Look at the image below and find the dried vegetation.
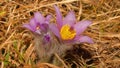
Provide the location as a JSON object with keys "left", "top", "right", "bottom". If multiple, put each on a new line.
{"left": 0, "top": 0, "right": 120, "bottom": 68}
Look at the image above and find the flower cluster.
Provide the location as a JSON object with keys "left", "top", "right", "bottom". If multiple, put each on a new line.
{"left": 23, "top": 6, "right": 93, "bottom": 44}
{"left": 23, "top": 5, "right": 94, "bottom": 64}
{"left": 23, "top": 12, "right": 51, "bottom": 43}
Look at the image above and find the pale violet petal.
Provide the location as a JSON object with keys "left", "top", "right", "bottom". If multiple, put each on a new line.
{"left": 74, "top": 20, "right": 92, "bottom": 35}
{"left": 54, "top": 5, "right": 63, "bottom": 28}
{"left": 29, "top": 18, "right": 37, "bottom": 30}
{"left": 35, "top": 29, "right": 41, "bottom": 34}
{"left": 63, "top": 11, "right": 76, "bottom": 26}
{"left": 34, "top": 12, "right": 45, "bottom": 24}
{"left": 49, "top": 23, "right": 60, "bottom": 38}
{"left": 45, "top": 15, "right": 52, "bottom": 22}
{"left": 23, "top": 24, "right": 34, "bottom": 32}
{"left": 74, "top": 36, "right": 94, "bottom": 44}
{"left": 40, "top": 23, "right": 49, "bottom": 32}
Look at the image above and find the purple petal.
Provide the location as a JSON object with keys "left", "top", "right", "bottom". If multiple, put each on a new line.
{"left": 45, "top": 15, "right": 52, "bottom": 22}
{"left": 29, "top": 18, "right": 37, "bottom": 30}
{"left": 74, "top": 36, "right": 94, "bottom": 44}
{"left": 34, "top": 12, "right": 45, "bottom": 24}
{"left": 35, "top": 29, "right": 41, "bottom": 34}
{"left": 49, "top": 23, "right": 60, "bottom": 38}
{"left": 74, "top": 20, "right": 92, "bottom": 35}
{"left": 43, "top": 33, "right": 51, "bottom": 43}
{"left": 63, "top": 11, "right": 76, "bottom": 26}
{"left": 40, "top": 23, "right": 49, "bottom": 32}
{"left": 23, "top": 24, "right": 34, "bottom": 31}
{"left": 54, "top": 5, "right": 63, "bottom": 28}
{"left": 44, "top": 21, "right": 49, "bottom": 24}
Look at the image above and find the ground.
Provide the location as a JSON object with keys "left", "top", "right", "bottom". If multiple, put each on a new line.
{"left": 0, "top": 0, "right": 120, "bottom": 68}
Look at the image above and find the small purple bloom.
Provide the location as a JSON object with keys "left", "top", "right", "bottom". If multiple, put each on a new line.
{"left": 50, "top": 5, "right": 93, "bottom": 44}
{"left": 43, "top": 33, "right": 51, "bottom": 44}
{"left": 23, "top": 12, "right": 51, "bottom": 43}
{"left": 23, "top": 12, "right": 51, "bottom": 34}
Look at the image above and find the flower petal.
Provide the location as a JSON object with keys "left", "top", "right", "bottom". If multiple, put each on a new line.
{"left": 63, "top": 11, "right": 76, "bottom": 26}
{"left": 35, "top": 29, "right": 41, "bottom": 34}
{"left": 34, "top": 12, "right": 45, "bottom": 24}
{"left": 40, "top": 23, "right": 49, "bottom": 33}
{"left": 49, "top": 23, "right": 60, "bottom": 38}
{"left": 44, "top": 15, "right": 52, "bottom": 24}
{"left": 23, "top": 24, "right": 34, "bottom": 31}
{"left": 45, "top": 15, "right": 52, "bottom": 22}
{"left": 74, "top": 20, "right": 92, "bottom": 35}
{"left": 43, "top": 33, "right": 51, "bottom": 43}
{"left": 54, "top": 5, "right": 63, "bottom": 28}
{"left": 74, "top": 36, "right": 94, "bottom": 44}
{"left": 29, "top": 18, "right": 36, "bottom": 30}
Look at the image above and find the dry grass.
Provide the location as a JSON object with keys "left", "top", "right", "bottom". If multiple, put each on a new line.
{"left": 0, "top": 0, "right": 120, "bottom": 68}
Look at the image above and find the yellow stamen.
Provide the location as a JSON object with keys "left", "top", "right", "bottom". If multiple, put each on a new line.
{"left": 60, "top": 24, "right": 76, "bottom": 40}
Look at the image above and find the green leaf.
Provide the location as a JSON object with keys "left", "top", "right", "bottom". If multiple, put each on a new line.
{"left": 5, "top": 52, "right": 10, "bottom": 61}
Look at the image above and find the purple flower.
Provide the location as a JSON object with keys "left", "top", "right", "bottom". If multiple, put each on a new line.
{"left": 43, "top": 33, "right": 51, "bottom": 44}
{"left": 23, "top": 12, "right": 51, "bottom": 42}
{"left": 23, "top": 12, "right": 51, "bottom": 34}
{"left": 49, "top": 5, "right": 93, "bottom": 44}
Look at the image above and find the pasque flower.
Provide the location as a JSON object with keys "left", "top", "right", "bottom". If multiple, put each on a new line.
{"left": 23, "top": 12, "right": 51, "bottom": 43}
{"left": 23, "top": 6, "right": 94, "bottom": 66}
{"left": 50, "top": 5, "right": 93, "bottom": 44}
{"left": 23, "top": 12, "right": 55, "bottom": 63}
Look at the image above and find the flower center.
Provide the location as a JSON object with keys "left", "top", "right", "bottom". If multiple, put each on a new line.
{"left": 36, "top": 26, "right": 40, "bottom": 30}
{"left": 60, "top": 24, "right": 76, "bottom": 40}
{"left": 35, "top": 26, "right": 41, "bottom": 34}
